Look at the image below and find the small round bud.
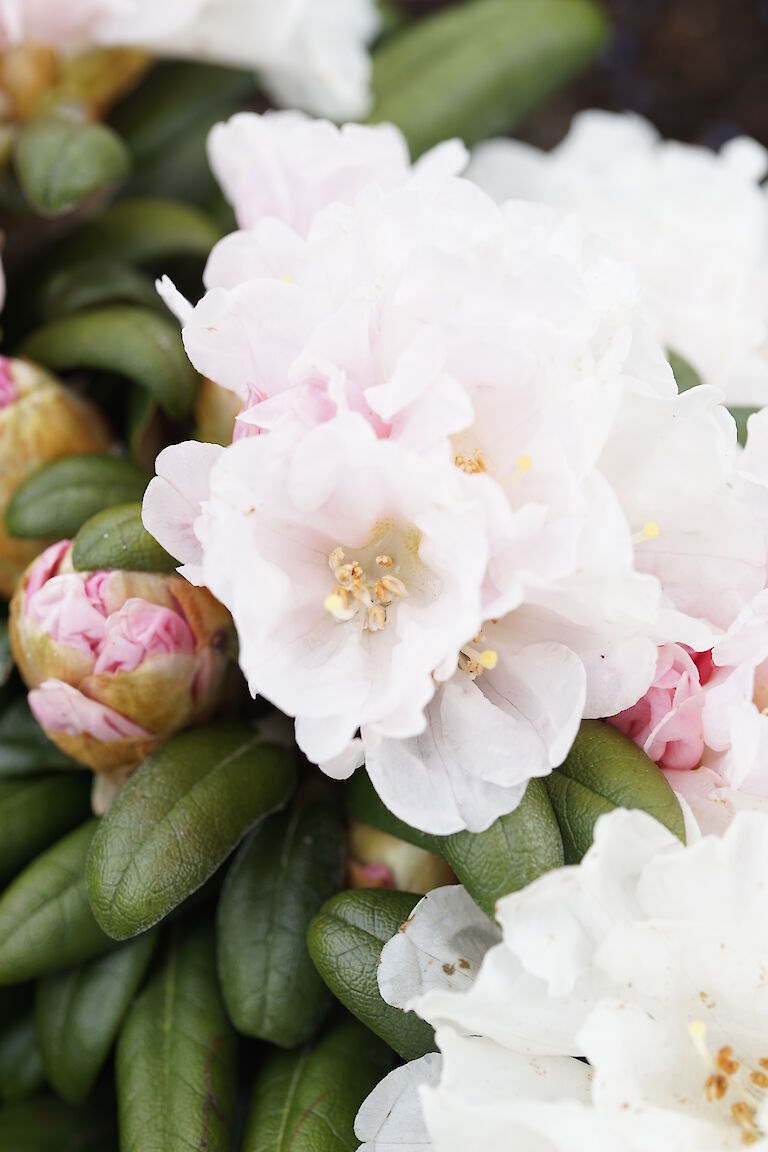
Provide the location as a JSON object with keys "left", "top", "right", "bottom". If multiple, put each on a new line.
{"left": 0, "top": 358, "right": 111, "bottom": 597}
{"left": 10, "top": 541, "right": 232, "bottom": 774}
{"left": 347, "top": 820, "right": 454, "bottom": 894}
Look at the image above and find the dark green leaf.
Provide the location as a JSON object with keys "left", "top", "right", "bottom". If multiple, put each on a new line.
{"left": 0, "top": 1012, "right": 45, "bottom": 1102}
{"left": 87, "top": 726, "right": 297, "bottom": 940}
{"left": 371, "top": 0, "right": 609, "bottom": 156}
{"left": 307, "top": 889, "right": 435, "bottom": 1061}
{"left": 21, "top": 305, "right": 199, "bottom": 419}
{"left": 0, "top": 1095, "right": 116, "bottom": 1151}
{"left": 0, "top": 699, "right": 77, "bottom": 777}
{"left": 346, "top": 773, "right": 564, "bottom": 919}
{"left": 0, "top": 820, "right": 113, "bottom": 984}
{"left": 116, "top": 921, "right": 236, "bottom": 1152}
{"left": 545, "top": 720, "right": 686, "bottom": 863}
{"left": 46, "top": 197, "right": 221, "bottom": 270}
{"left": 13, "top": 115, "right": 129, "bottom": 216}
{"left": 6, "top": 455, "right": 148, "bottom": 540}
{"left": 0, "top": 773, "right": 91, "bottom": 883}
{"left": 36, "top": 931, "right": 156, "bottom": 1103}
{"left": 71, "top": 503, "right": 176, "bottom": 574}
{"left": 241, "top": 1016, "right": 392, "bottom": 1152}
{"left": 38, "top": 259, "right": 160, "bottom": 320}
{"left": 0, "top": 621, "right": 12, "bottom": 690}
{"left": 217, "top": 782, "right": 345, "bottom": 1047}
{"left": 441, "top": 780, "right": 564, "bottom": 918}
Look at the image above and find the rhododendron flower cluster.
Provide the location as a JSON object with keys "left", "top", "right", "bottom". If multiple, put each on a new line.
{"left": 9, "top": 540, "right": 231, "bottom": 773}
{"left": 358, "top": 808, "right": 768, "bottom": 1151}
{"left": 144, "top": 112, "right": 768, "bottom": 834}
{"left": 468, "top": 110, "right": 768, "bottom": 406}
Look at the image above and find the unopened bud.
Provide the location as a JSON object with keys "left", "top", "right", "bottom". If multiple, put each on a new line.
{"left": 10, "top": 541, "right": 232, "bottom": 774}
{"left": 347, "top": 820, "right": 454, "bottom": 894}
{"left": 0, "top": 358, "right": 110, "bottom": 597}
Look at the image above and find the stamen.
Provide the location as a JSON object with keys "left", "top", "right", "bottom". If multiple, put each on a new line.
{"left": 367, "top": 605, "right": 386, "bottom": 631}
{"left": 454, "top": 450, "right": 487, "bottom": 475}
{"left": 689, "top": 1019, "right": 767, "bottom": 1145}
{"left": 632, "top": 520, "right": 660, "bottom": 544}
{"left": 324, "top": 545, "right": 408, "bottom": 632}
{"left": 329, "top": 547, "right": 345, "bottom": 571}
{"left": 376, "top": 554, "right": 393, "bottom": 568}
{"left": 479, "top": 649, "right": 498, "bottom": 670}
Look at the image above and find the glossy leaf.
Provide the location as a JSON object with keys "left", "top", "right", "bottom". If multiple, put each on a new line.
{"left": 116, "top": 921, "right": 236, "bottom": 1152}
{"left": 346, "top": 773, "right": 564, "bottom": 918}
{"left": 21, "top": 305, "right": 198, "bottom": 419}
{"left": 241, "top": 1016, "right": 392, "bottom": 1152}
{"left": 0, "top": 699, "right": 77, "bottom": 777}
{"left": 0, "top": 773, "right": 91, "bottom": 883}
{"left": 307, "top": 889, "right": 435, "bottom": 1061}
{"left": 36, "top": 931, "right": 157, "bottom": 1103}
{"left": 13, "top": 115, "right": 129, "bottom": 216}
{"left": 371, "top": 0, "right": 609, "bottom": 156}
{"left": 87, "top": 726, "right": 297, "bottom": 939}
{"left": 71, "top": 503, "right": 176, "bottom": 574}
{"left": 217, "top": 782, "right": 345, "bottom": 1047}
{"left": 0, "top": 1012, "right": 45, "bottom": 1102}
{"left": 545, "top": 720, "right": 686, "bottom": 863}
{"left": 0, "top": 820, "right": 113, "bottom": 984}
{"left": 6, "top": 455, "right": 148, "bottom": 540}
{"left": 46, "top": 197, "right": 221, "bottom": 270}
{"left": 38, "top": 259, "right": 160, "bottom": 320}
{"left": 441, "top": 780, "right": 564, "bottom": 918}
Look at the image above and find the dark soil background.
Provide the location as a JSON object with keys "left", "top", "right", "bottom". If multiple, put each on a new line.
{"left": 409, "top": 0, "right": 768, "bottom": 149}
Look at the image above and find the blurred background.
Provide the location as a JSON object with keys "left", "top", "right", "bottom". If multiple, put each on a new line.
{"left": 403, "top": 0, "right": 768, "bottom": 149}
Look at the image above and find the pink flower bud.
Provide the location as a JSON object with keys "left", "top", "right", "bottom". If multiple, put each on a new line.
{"left": 347, "top": 821, "right": 454, "bottom": 895}
{"left": 10, "top": 541, "right": 232, "bottom": 774}
{"left": 0, "top": 359, "right": 111, "bottom": 598}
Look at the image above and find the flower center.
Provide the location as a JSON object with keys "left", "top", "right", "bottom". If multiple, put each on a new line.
{"left": 324, "top": 546, "right": 408, "bottom": 633}
{"left": 689, "top": 1020, "right": 768, "bottom": 1145}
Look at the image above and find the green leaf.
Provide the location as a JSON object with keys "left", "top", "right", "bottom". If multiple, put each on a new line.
{"left": 87, "top": 726, "right": 297, "bottom": 940}
{"left": 6, "top": 455, "right": 148, "bottom": 540}
{"left": 544, "top": 720, "right": 686, "bottom": 863}
{"left": 36, "top": 931, "right": 156, "bottom": 1103}
{"left": 729, "top": 405, "right": 758, "bottom": 448}
{"left": 46, "top": 197, "right": 221, "bottom": 270}
{"left": 116, "top": 921, "right": 236, "bottom": 1152}
{"left": 71, "top": 503, "right": 176, "bottom": 574}
{"left": 346, "top": 773, "right": 564, "bottom": 919}
{"left": 21, "top": 305, "right": 199, "bottom": 419}
{"left": 0, "top": 820, "right": 113, "bottom": 984}
{"left": 0, "top": 1012, "right": 45, "bottom": 1102}
{"left": 370, "top": 0, "right": 609, "bottom": 156}
{"left": 307, "top": 889, "right": 435, "bottom": 1061}
{"left": 13, "top": 115, "right": 129, "bottom": 216}
{"left": 0, "top": 1096, "right": 116, "bottom": 1151}
{"left": 38, "top": 259, "right": 160, "bottom": 320}
{"left": 0, "top": 699, "right": 77, "bottom": 777}
{"left": 668, "top": 349, "right": 702, "bottom": 393}
{"left": 241, "top": 1016, "right": 392, "bottom": 1152}
{"left": 0, "top": 621, "right": 12, "bottom": 690}
{"left": 441, "top": 780, "right": 564, "bottom": 918}
{"left": 217, "top": 782, "right": 345, "bottom": 1047}
{"left": 0, "top": 773, "right": 91, "bottom": 883}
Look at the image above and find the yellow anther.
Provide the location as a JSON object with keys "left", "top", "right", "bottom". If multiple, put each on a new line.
{"left": 367, "top": 605, "right": 386, "bottom": 631}
{"left": 324, "top": 593, "right": 346, "bottom": 617}
{"left": 479, "top": 649, "right": 499, "bottom": 670}
{"left": 642, "top": 520, "right": 660, "bottom": 540}
{"left": 376, "top": 554, "right": 393, "bottom": 568}
{"left": 516, "top": 454, "right": 532, "bottom": 473}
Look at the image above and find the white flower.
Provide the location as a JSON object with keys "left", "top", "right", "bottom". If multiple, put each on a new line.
{"left": 0, "top": 0, "right": 379, "bottom": 119}
{"left": 148, "top": 416, "right": 491, "bottom": 770}
{"left": 468, "top": 110, "right": 768, "bottom": 406}
{"left": 359, "top": 809, "right": 768, "bottom": 1150}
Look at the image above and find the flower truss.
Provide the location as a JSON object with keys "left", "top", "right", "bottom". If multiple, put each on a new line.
{"left": 144, "top": 113, "right": 767, "bottom": 834}
{"left": 357, "top": 808, "right": 768, "bottom": 1151}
